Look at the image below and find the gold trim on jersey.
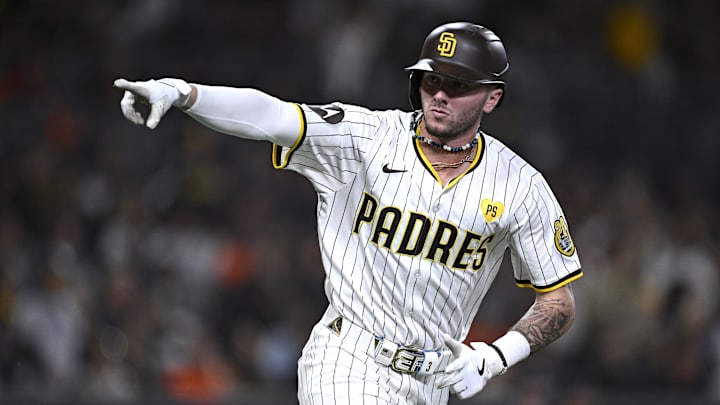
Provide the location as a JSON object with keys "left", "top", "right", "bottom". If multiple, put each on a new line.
{"left": 272, "top": 103, "right": 306, "bottom": 169}
{"left": 515, "top": 269, "right": 583, "bottom": 292}
{"left": 413, "top": 131, "right": 485, "bottom": 188}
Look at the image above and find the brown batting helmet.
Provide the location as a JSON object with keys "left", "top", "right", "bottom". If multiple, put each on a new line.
{"left": 405, "top": 22, "right": 509, "bottom": 109}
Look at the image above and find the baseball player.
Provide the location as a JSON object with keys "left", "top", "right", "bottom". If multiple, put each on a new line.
{"left": 114, "top": 22, "right": 582, "bottom": 404}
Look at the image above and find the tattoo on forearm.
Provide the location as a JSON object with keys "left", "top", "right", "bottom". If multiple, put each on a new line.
{"left": 510, "top": 297, "right": 574, "bottom": 353}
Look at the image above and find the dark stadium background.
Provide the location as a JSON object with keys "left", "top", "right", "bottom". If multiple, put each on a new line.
{"left": 1, "top": 1, "right": 718, "bottom": 404}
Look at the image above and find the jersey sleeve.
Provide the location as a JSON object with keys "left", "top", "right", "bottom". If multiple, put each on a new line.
{"left": 508, "top": 174, "right": 583, "bottom": 291}
{"left": 184, "top": 85, "right": 304, "bottom": 147}
{"left": 271, "top": 102, "right": 382, "bottom": 195}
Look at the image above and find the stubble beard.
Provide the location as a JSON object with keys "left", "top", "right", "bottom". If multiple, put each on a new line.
{"left": 423, "top": 102, "right": 485, "bottom": 143}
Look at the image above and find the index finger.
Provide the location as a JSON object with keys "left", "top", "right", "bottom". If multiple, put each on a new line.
{"left": 113, "top": 78, "right": 151, "bottom": 98}
{"left": 113, "top": 78, "right": 133, "bottom": 90}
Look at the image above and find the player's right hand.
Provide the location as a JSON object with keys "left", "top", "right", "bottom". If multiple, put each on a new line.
{"left": 113, "top": 78, "right": 192, "bottom": 129}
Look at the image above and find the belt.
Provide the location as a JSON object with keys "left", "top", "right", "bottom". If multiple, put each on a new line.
{"left": 328, "top": 316, "right": 449, "bottom": 376}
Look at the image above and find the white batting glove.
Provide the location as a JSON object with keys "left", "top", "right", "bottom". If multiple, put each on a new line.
{"left": 113, "top": 78, "right": 192, "bottom": 129}
{"left": 435, "top": 334, "right": 505, "bottom": 399}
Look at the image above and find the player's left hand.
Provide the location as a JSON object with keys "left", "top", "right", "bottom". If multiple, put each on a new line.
{"left": 435, "top": 334, "right": 504, "bottom": 399}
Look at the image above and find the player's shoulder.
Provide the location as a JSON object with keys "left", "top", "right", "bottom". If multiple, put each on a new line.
{"left": 482, "top": 132, "right": 540, "bottom": 178}
{"left": 341, "top": 103, "right": 413, "bottom": 129}
{"left": 301, "top": 102, "right": 411, "bottom": 125}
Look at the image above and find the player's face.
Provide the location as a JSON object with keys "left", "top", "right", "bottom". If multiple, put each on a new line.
{"left": 419, "top": 72, "right": 501, "bottom": 141}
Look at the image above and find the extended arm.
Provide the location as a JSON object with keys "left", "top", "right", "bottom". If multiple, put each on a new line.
{"left": 113, "top": 78, "right": 302, "bottom": 148}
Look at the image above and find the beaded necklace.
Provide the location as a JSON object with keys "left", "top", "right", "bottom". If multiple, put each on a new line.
{"left": 409, "top": 111, "right": 481, "bottom": 153}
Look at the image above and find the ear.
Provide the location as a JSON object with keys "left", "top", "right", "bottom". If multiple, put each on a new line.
{"left": 482, "top": 88, "right": 504, "bottom": 114}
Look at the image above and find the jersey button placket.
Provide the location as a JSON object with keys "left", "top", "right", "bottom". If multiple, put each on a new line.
{"left": 404, "top": 269, "right": 419, "bottom": 319}
{"left": 432, "top": 191, "right": 448, "bottom": 214}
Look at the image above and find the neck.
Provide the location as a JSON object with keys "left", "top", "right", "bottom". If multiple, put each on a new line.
{"left": 410, "top": 112, "right": 480, "bottom": 153}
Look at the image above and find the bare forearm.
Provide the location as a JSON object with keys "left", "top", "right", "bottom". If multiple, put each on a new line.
{"left": 510, "top": 284, "right": 576, "bottom": 353}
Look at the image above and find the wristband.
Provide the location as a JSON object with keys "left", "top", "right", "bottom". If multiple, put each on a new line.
{"left": 488, "top": 343, "right": 508, "bottom": 375}
{"left": 490, "top": 331, "right": 531, "bottom": 370}
{"left": 470, "top": 331, "right": 530, "bottom": 377}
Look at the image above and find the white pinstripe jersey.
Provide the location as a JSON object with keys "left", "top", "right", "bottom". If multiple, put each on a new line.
{"left": 272, "top": 102, "right": 582, "bottom": 350}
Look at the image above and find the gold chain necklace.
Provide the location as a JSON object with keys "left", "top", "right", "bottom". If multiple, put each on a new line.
{"left": 430, "top": 147, "right": 475, "bottom": 169}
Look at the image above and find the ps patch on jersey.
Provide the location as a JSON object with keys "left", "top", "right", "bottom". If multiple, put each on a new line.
{"left": 480, "top": 199, "right": 504, "bottom": 223}
{"left": 309, "top": 104, "right": 344, "bottom": 124}
{"left": 553, "top": 216, "right": 575, "bottom": 256}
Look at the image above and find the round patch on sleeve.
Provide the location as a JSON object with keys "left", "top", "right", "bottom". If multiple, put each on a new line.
{"left": 553, "top": 216, "right": 576, "bottom": 256}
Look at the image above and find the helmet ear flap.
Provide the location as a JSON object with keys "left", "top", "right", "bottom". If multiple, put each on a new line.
{"left": 408, "top": 71, "right": 423, "bottom": 111}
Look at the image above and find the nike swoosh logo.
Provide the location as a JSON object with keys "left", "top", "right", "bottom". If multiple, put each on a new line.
{"left": 309, "top": 105, "right": 345, "bottom": 124}
{"left": 382, "top": 164, "right": 407, "bottom": 173}
{"left": 324, "top": 109, "right": 342, "bottom": 121}
{"left": 477, "top": 359, "right": 486, "bottom": 376}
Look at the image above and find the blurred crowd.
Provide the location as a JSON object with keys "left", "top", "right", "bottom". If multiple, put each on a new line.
{"left": 1, "top": 0, "right": 719, "bottom": 404}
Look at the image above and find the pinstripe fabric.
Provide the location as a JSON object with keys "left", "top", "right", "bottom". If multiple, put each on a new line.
{"left": 275, "top": 102, "right": 582, "bottom": 404}
{"left": 298, "top": 309, "right": 450, "bottom": 405}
